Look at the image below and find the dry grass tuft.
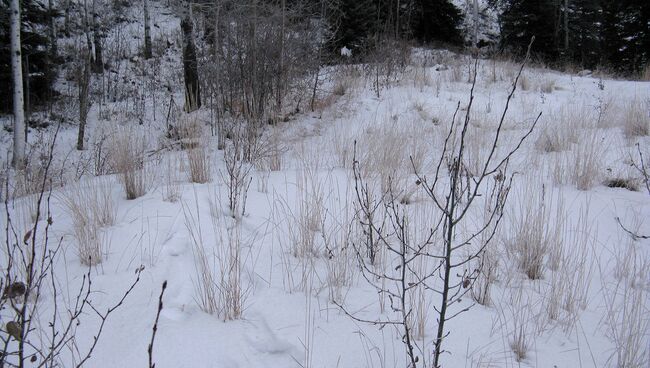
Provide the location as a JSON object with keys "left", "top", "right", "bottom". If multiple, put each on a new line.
{"left": 187, "top": 141, "right": 212, "bottom": 184}
{"left": 58, "top": 178, "right": 115, "bottom": 265}
{"left": 622, "top": 100, "right": 649, "bottom": 138}
{"left": 112, "top": 127, "right": 149, "bottom": 200}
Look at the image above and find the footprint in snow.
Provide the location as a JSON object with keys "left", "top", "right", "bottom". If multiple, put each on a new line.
{"left": 160, "top": 306, "right": 189, "bottom": 322}
{"left": 245, "top": 314, "right": 297, "bottom": 356}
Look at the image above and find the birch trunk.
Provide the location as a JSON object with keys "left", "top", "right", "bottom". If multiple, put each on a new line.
{"left": 10, "top": 0, "right": 26, "bottom": 169}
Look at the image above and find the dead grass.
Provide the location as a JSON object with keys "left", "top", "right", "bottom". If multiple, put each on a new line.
{"left": 112, "top": 127, "right": 149, "bottom": 200}
{"left": 622, "top": 100, "right": 648, "bottom": 138}
{"left": 57, "top": 178, "right": 115, "bottom": 266}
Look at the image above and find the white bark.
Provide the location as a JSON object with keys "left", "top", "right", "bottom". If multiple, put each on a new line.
{"left": 10, "top": 0, "right": 26, "bottom": 169}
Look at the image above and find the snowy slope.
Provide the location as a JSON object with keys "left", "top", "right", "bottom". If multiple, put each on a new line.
{"left": 0, "top": 2, "right": 648, "bottom": 368}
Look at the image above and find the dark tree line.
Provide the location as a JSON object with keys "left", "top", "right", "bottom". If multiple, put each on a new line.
{"left": 326, "top": 0, "right": 464, "bottom": 54}
{"left": 0, "top": 0, "right": 647, "bottom": 116}
{"left": 494, "top": 0, "right": 649, "bottom": 73}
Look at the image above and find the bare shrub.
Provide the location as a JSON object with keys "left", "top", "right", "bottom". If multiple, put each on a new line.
{"left": 341, "top": 54, "right": 539, "bottom": 367}
{"left": 630, "top": 143, "right": 650, "bottom": 195}
{"left": 219, "top": 128, "right": 253, "bottom": 219}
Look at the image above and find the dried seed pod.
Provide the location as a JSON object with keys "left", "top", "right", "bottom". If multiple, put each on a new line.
{"left": 6, "top": 321, "right": 22, "bottom": 341}
{"left": 3, "top": 282, "right": 26, "bottom": 299}
{"left": 23, "top": 230, "right": 32, "bottom": 244}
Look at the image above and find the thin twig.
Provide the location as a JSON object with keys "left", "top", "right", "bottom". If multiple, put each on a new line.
{"left": 148, "top": 281, "right": 168, "bottom": 368}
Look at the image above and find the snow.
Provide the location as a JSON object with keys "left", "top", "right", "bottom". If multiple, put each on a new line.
{"left": 0, "top": 3, "right": 649, "bottom": 368}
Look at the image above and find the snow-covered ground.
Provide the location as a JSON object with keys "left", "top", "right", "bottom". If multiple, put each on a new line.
{"left": 1, "top": 3, "right": 649, "bottom": 368}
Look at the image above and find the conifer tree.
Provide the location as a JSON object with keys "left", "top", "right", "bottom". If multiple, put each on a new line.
{"left": 497, "top": 0, "right": 557, "bottom": 59}
{"left": 567, "top": 0, "right": 601, "bottom": 68}
{"left": 1, "top": 0, "right": 57, "bottom": 113}
{"left": 328, "top": 0, "right": 377, "bottom": 53}
{"left": 602, "top": 0, "right": 649, "bottom": 74}
{"left": 412, "top": 0, "right": 463, "bottom": 45}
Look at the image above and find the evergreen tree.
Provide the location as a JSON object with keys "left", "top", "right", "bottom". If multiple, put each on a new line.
{"left": 412, "top": 0, "right": 463, "bottom": 45}
{"left": 602, "top": 0, "right": 649, "bottom": 74}
{"left": 497, "top": 0, "right": 558, "bottom": 59}
{"left": 1, "top": 0, "right": 57, "bottom": 113}
{"left": 567, "top": 0, "right": 601, "bottom": 68}
{"left": 328, "top": 0, "right": 377, "bottom": 54}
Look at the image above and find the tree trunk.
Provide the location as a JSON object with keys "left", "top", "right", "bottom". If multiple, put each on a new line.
{"left": 77, "top": 57, "right": 91, "bottom": 150}
{"left": 64, "top": 0, "right": 71, "bottom": 36}
{"left": 11, "top": 0, "right": 26, "bottom": 169}
{"left": 564, "top": 0, "right": 569, "bottom": 52}
{"left": 276, "top": 0, "right": 285, "bottom": 117}
{"left": 473, "top": 0, "right": 479, "bottom": 47}
{"left": 92, "top": 0, "right": 103, "bottom": 73}
{"left": 48, "top": 0, "right": 58, "bottom": 59}
{"left": 181, "top": 11, "right": 201, "bottom": 112}
{"left": 143, "top": 0, "right": 152, "bottom": 59}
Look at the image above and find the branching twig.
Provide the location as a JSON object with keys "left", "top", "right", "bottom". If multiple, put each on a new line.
{"left": 148, "top": 281, "right": 168, "bottom": 368}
